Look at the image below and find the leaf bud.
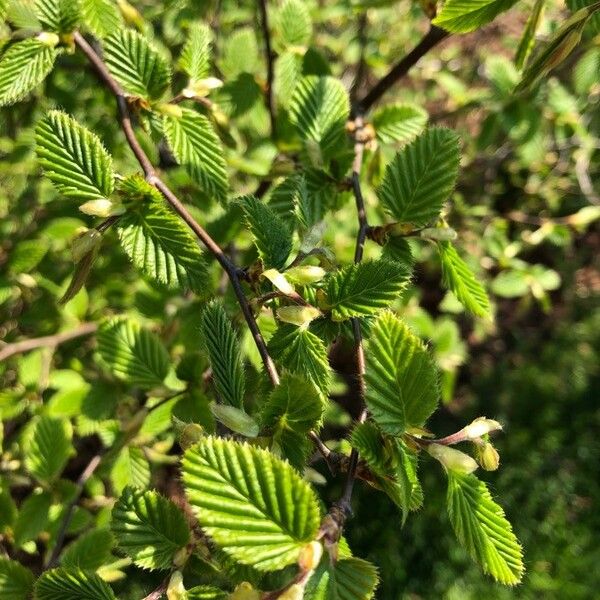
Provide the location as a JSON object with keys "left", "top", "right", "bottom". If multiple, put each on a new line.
{"left": 71, "top": 229, "right": 102, "bottom": 263}
{"left": 298, "top": 541, "right": 323, "bottom": 571}
{"left": 262, "top": 268, "right": 295, "bottom": 295}
{"left": 229, "top": 582, "right": 261, "bottom": 600}
{"left": 172, "top": 416, "right": 204, "bottom": 450}
{"left": 78, "top": 199, "right": 124, "bottom": 218}
{"left": 278, "top": 585, "right": 304, "bottom": 600}
{"left": 117, "top": 0, "right": 144, "bottom": 29}
{"left": 427, "top": 443, "right": 478, "bottom": 474}
{"left": 276, "top": 305, "right": 322, "bottom": 328}
{"left": 420, "top": 227, "right": 457, "bottom": 241}
{"left": 166, "top": 570, "right": 186, "bottom": 600}
{"left": 463, "top": 417, "right": 502, "bottom": 440}
{"left": 475, "top": 441, "right": 500, "bottom": 471}
{"left": 186, "top": 77, "right": 224, "bottom": 97}
{"left": 37, "top": 32, "right": 60, "bottom": 48}
{"left": 156, "top": 103, "right": 184, "bottom": 118}
{"left": 209, "top": 403, "right": 259, "bottom": 438}
{"left": 285, "top": 265, "right": 327, "bottom": 285}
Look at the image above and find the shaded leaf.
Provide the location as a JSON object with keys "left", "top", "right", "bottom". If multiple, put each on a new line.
{"left": 24, "top": 415, "right": 72, "bottom": 483}
{"left": 372, "top": 103, "right": 428, "bottom": 145}
{"left": 34, "top": 568, "right": 116, "bottom": 600}
{"left": 305, "top": 556, "right": 378, "bottom": 600}
{"left": 0, "top": 557, "right": 34, "bottom": 600}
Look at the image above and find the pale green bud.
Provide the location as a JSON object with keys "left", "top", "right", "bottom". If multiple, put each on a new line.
{"left": 427, "top": 443, "right": 478, "bottom": 474}
{"left": 229, "top": 582, "right": 260, "bottom": 600}
{"left": 37, "top": 32, "right": 60, "bottom": 48}
{"left": 475, "top": 441, "right": 500, "bottom": 471}
{"left": 79, "top": 199, "right": 124, "bottom": 218}
{"left": 463, "top": 417, "right": 502, "bottom": 440}
{"left": 262, "top": 268, "right": 295, "bottom": 295}
{"left": 167, "top": 570, "right": 187, "bottom": 600}
{"left": 298, "top": 541, "right": 323, "bottom": 571}
{"left": 210, "top": 403, "right": 259, "bottom": 438}
{"left": 285, "top": 265, "right": 327, "bottom": 285}
{"left": 278, "top": 584, "right": 304, "bottom": 600}
{"left": 420, "top": 227, "right": 457, "bottom": 241}
{"left": 186, "top": 77, "right": 224, "bottom": 97}
{"left": 156, "top": 103, "right": 184, "bottom": 118}
{"left": 276, "top": 305, "right": 322, "bottom": 328}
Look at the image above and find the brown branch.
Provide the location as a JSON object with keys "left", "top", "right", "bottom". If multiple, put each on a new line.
{"left": 0, "top": 323, "right": 98, "bottom": 362}
{"left": 258, "top": 0, "right": 276, "bottom": 139}
{"left": 73, "top": 32, "right": 280, "bottom": 388}
{"left": 356, "top": 25, "right": 448, "bottom": 115}
{"left": 141, "top": 578, "right": 169, "bottom": 600}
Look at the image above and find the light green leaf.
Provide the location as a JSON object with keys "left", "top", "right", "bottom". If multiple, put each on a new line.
{"left": 34, "top": 0, "right": 80, "bottom": 32}
{"left": 378, "top": 127, "right": 460, "bottom": 227}
{"left": 277, "top": 0, "right": 312, "bottom": 48}
{"left": 179, "top": 22, "right": 212, "bottom": 83}
{"left": 438, "top": 242, "right": 490, "bottom": 317}
{"left": 515, "top": 0, "right": 545, "bottom": 69}
{"left": 573, "top": 46, "right": 600, "bottom": 94}
{"left": 13, "top": 491, "right": 52, "bottom": 547}
{"left": 446, "top": 471, "right": 524, "bottom": 585}
{"left": 9, "top": 239, "right": 47, "bottom": 273}
{"left": 103, "top": 29, "right": 171, "bottom": 100}
{"left": 36, "top": 110, "right": 115, "bottom": 202}
{"left": 182, "top": 437, "right": 321, "bottom": 571}
{"left": 305, "top": 556, "right": 379, "bottom": 600}
{"left": 96, "top": 318, "right": 170, "bottom": 389}
{"left": 0, "top": 558, "right": 34, "bottom": 600}
{"left": 432, "top": 0, "right": 518, "bottom": 33}
{"left": 117, "top": 177, "right": 209, "bottom": 291}
{"left": 274, "top": 50, "right": 303, "bottom": 108}
{"left": 323, "top": 260, "right": 408, "bottom": 321}
{"left": 372, "top": 103, "right": 428, "bottom": 145}
{"left": 199, "top": 302, "right": 245, "bottom": 408}
{"left": 365, "top": 311, "right": 438, "bottom": 434}
{"left": 111, "top": 486, "right": 190, "bottom": 570}
{"left": 238, "top": 195, "right": 292, "bottom": 270}
{"left": 110, "top": 446, "right": 151, "bottom": 494}
{"left": 80, "top": 0, "right": 122, "bottom": 38}
{"left": 268, "top": 324, "right": 331, "bottom": 395}
{"left": 34, "top": 568, "right": 117, "bottom": 600}
{"left": 24, "top": 415, "right": 73, "bottom": 483}
{"left": 61, "top": 528, "right": 115, "bottom": 571}
{"left": 260, "top": 372, "right": 324, "bottom": 468}
{"left": 289, "top": 76, "right": 350, "bottom": 166}
{"left": 220, "top": 28, "right": 259, "bottom": 78}
{"left": 0, "top": 39, "right": 59, "bottom": 107}
{"left": 163, "top": 108, "right": 228, "bottom": 203}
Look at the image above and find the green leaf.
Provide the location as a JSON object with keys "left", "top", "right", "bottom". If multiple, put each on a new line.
{"left": 268, "top": 324, "right": 331, "bottom": 395}
{"left": 163, "top": 108, "right": 228, "bottom": 203}
{"left": 182, "top": 437, "right": 321, "bottom": 571}
{"left": 34, "top": 568, "right": 117, "bottom": 600}
{"left": 80, "top": 0, "right": 122, "bottom": 38}
{"left": 372, "top": 104, "right": 428, "bottom": 145}
{"left": 446, "top": 471, "right": 524, "bottom": 585}
{"left": 574, "top": 46, "right": 600, "bottom": 94}
{"left": 199, "top": 302, "right": 245, "bottom": 408}
{"left": 111, "top": 486, "right": 190, "bottom": 570}
{"left": 24, "top": 415, "right": 72, "bottom": 483}
{"left": 378, "top": 127, "right": 460, "bottom": 227}
{"left": 34, "top": 0, "right": 80, "bottom": 32}
{"left": 0, "top": 39, "right": 59, "bottom": 107}
{"left": 0, "top": 558, "right": 34, "bottom": 600}
{"left": 365, "top": 311, "right": 438, "bottom": 434}
{"left": 9, "top": 239, "right": 47, "bottom": 273}
{"left": 432, "top": 0, "right": 518, "bottom": 33}
{"left": 438, "top": 242, "right": 490, "bottom": 317}
{"left": 219, "top": 28, "right": 259, "bottom": 79}
{"left": 352, "top": 423, "right": 423, "bottom": 521}
{"left": 238, "top": 195, "right": 292, "bottom": 269}
{"left": 323, "top": 260, "right": 408, "bottom": 321}
{"left": 96, "top": 318, "right": 170, "bottom": 389}
{"left": 36, "top": 110, "right": 115, "bottom": 202}
{"left": 274, "top": 50, "right": 303, "bottom": 108}
{"left": 110, "top": 446, "right": 151, "bottom": 494}
{"left": 289, "top": 76, "right": 350, "bottom": 166}
{"left": 117, "top": 177, "right": 209, "bottom": 291}
{"left": 13, "top": 491, "right": 52, "bottom": 547}
{"left": 305, "top": 556, "right": 378, "bottom": 600}
{"left": 514, "top": 0, "right": 545, "bottom": 69}
{"left": 179, "top": 22, "right": 212, "bottom": 83}
{"left": 277, "top": 0, "right": 312, "bottom": 48}
{"left": 260, "top": 372, "right": 324, "bottom": 468}
{"left": 103, "top": 29, "right": 171, "bottom": 100}
{"left": 61, "top": 528, "right": 114, "bottom": 571}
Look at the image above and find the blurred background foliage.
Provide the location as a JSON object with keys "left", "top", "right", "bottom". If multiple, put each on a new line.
{"left": 1, "top": 0, "right": 599, "bottom": 598}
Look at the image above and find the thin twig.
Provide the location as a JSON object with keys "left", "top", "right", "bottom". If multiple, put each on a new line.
{"left": 0, "top": 323, "right": 98, "bottom": 362}
{"left": 141, "top": 578, "right": 169, "bottom": 600}
{"left": 356, "top": 25, "right": 448, "bottom": 115}
{"left": 45, "top": 453, "right": 103, "bottom": 568}
{"left": 257, "top": 0, "right": 276, "bottom": 139}
{"left": 350, "top": 12, "right": 368, "bottom": 105}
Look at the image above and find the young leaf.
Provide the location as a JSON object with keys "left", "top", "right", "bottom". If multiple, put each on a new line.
{"left": 61, "top": 528, "right": 115, "bottom": 571}
{"left": 323, "top": 260, "right": 408, "bottom": 321}
{"left": 514, "top": 0, "right": 545, "bottom": 69}
{"left": 277, "top": 0, "right": 312, "bottom": 48}
{"left": 24, "top": 415, "right": 73, "bottom": 483}
{"left": 365, "top": 311, "right": 438, "bottom": 434}
{"left": 260, "top": 372, "right": 324, "bottom": 468}
{"left": 438, "top": 242, "right": 491, "bottom": 317}
{"left": 163, "top": 108, "right": 228, "bottom": 203}
{"left": 117, "top": 177, "right": 209, "bottom": 291}
{"left": 34, "top": 0, "right": 80, "bottom": 33}
{"left": 96, "top": 318, "right": 170, "bottom": 389}
{"left": 268, "top": 324, "right": 331, "bottom": 395}
{"left": 372, "top": 104, "right": 428, "bottom": 145}
{"left": 0, "top": 39, "right": 59, "bottom": 107}
{"left": 378, "top": 127, "right": 460, "bottom": 227}
{"left": 111, "top": 486, "right": 191, "bottom": 570}
{"left": 103, "top": 29, "right": 171, "bottom": 101}
{"left": 111, "top": 446, "right": 151, "bottom": 494}
{"left": 219, "top": 28, "right": 260, "bottom": 78}
{"left": 34, "top": 568, "right": 117, "bottom": 600}
{"left": 179, "top": 22, "right": 212, "bottom": 83}
{"left": 182, "top": 437, "right": 321, "bottom": 571}
{"left": 237, "top": 195, "right": 292, "bottom": 269}
{"left": 36, "top": 110, "right": 115, "bottom": 202}
{"left": 446, "top": 471, "right": 524, "bottom": 585}
{"left": 199, "top": 302, "right": 246, "bottom": 408}
{"left": 289, "top": 76, "right": 350, "bottom": 166}
{"left": 80, "top": 0, "right": 122, "bottom": 38}
{"left": 0, "top": 557, "right": 34, "bottom": 600}
{"left": 432, "top": 0, "right": 518, "bottom": 34}
{"left": 305, "top": 556, "right": 378, "bottom": 600}
{"left": 13, "top": 491, "right": 52, "bottom": 547}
